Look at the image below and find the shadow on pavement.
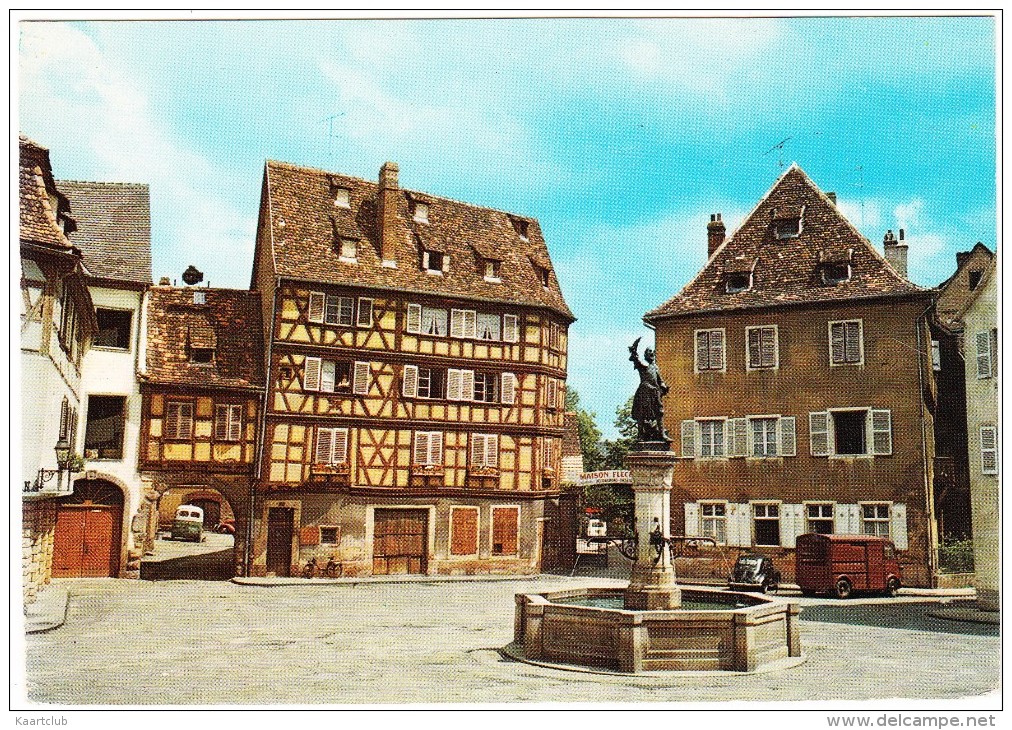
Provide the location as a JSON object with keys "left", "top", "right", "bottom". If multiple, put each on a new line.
{"left": 800, "top": 601, "right": 999, "bottom": 637}
{"left": 140, "top": 549, "right": 235, "bottom": 581}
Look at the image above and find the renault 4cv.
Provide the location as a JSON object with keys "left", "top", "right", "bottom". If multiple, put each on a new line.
{"left": 729, "top": 553, "right": 781, "bottom": 593}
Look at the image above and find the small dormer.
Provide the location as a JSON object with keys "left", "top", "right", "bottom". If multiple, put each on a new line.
{"left": 818, "top": 248, "right": 854, "bottom": 285}
{"left": 338, "top": 238, "right": 358, "bottom": 263}
{"left": 327, "top": 175, "right": 351, "bottom": 208}
{"left": 723, "top": 258, "right": 758, "bottom": 293}
{"left": 771, "top": 205, "right": 805, "bottom": 239}
{"left": 412, "top": 199, "right": 430, "bottom": 223}
{"left": 509, "top": 216, "right": 530, "bottom": 240}
{"left": 331, "top": 217, "right": 360, "bottom": 263}
{"left": 187, "top": 322, "right": 216, "bottom": 365}
{"left": 483, "top": 258, "right": 502, "bottom": 282}
{"left": 417, "top": 233, "right": 447, "bottom": 275}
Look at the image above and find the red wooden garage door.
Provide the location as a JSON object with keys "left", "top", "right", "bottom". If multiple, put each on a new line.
{"left": 53, "top": 505, "right": 121, "bottom": 578}
{"left": 373, "top": 509, "right": 428, "bottom": 575}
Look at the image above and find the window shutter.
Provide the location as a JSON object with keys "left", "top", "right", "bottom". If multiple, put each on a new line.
{"left": 333, "top": 429, "right": 349, "bottom": 464}
{"left": 215, "top": 405, "right": 228, "bottom": 440}
{"left": 320, "top": 360, "right": 336, "bottom": 393}
{"left": 59, "top": 397, "right": 70, "bottom": 440}
{"left": 447, "top": 370, "right": 463, "bottom": 401}
{"left": 748, "top": 329, "right": 761, "bottom": 369}
{"left": 871, "top": 409, "right": 892, "bottom": 455}
{"left": 830, "top": 323, "right": 845, "bottom": 364}
{"left": 470, "top": 434, "right": 484, "bottom": 467}
{"left": 976, "top": 331, "right": 992, "bottom": 378}
{"left": 503, "top": 314, "right": 519, "bottom": 343}
{"left": 402, "top": 365, "right": 419, "bottom": 398}
{"left": 846, "top": 321, "right": 862, "bottom": 362}
{"left": 413, "top": 432, "right": 430, "bottom": 465}
{"left": 501, "top": 372, "right": 517, "bottom": 405}
{"left": 357, "top": 298, "right": 373, "bottom": 327}
{"left": 228, "top": 405, "right": 242, "bottom": 441}
{"left": 429, "top": 431, "right": 443, "bottom": 466}
{"left": 980, "top": 425, "right": 998, "bottom": 475}
{"left": 809, "top": 412, "right": 830, "bottom": 456}
{"left": 833, "top": 503, "right": 850, "bottom": 535}
{"left": 730, "top": 417, "right": 748, "bottom": 457}
{"left": 695, "top": 332, "right": 708, "bottom": 371}
{"left": 762, "top": 327, "right": 776, "bottom": 367}
{"left": 779, "top": 416, "right": 796, "bottom": 457}
{"left": 165, "top": 403, "right": 179, "bottom": 440}
{"left": 179, "top": 403, "right": 193, "bottom": 439}
{"left": 303, "top": 356, "right": 322, "bottom": 391}
{"left": 461, "top": 370, "right": 475, "bottom": 401}
{"left": 848, "top": 504, "right": 860, "bottom": 533}
{"left": 316, "top": 428, "right": 335, "bottom": 464}
{"left": 450, "top": 309, "right": 465, "bottom": 338}
{"left": 780, "top": 504, "right": 803, "bottom": 548}
{"left": 308, "top": 292, "right": 325, "bottom": 323}
{"left": 546, "top": 377, "right": 557, "bottom": 410}
{"left": 681, "top": 420, "right": 696, "bottom": 458}
{"left": 725, "top": 503, "right": 747, "bottom": 547}
{"left": 407, "top": 303, "right": 422, "bottom": 334}
{"left": 684, "top": 503, "right": 700, "bottom": 538}
{"left": 709, "top": 331, "right": 724, "bottom": 369}
{"left": 891, "top": 503, "right": 908, "bottom": 550}
{"left": 463, "top": 310, "right": 476, "bottom": 339}
{"left": 485, "top": 434, "right": 499, "bottom": 468}
{"left": 353, "top": 361, "right": 370, "bottom": 395}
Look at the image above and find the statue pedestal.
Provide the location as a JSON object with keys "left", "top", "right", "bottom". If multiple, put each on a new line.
{"left": 623, "top": 449, "right": 681, "bottom": 611}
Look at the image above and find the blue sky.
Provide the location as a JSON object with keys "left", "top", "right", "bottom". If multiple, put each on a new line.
{"left": 18, "top": 16, "right": 996, "bottom": 437}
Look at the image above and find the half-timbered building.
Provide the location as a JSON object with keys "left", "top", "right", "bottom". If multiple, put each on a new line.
{"left": 250, "top": 160, "right": 573, "bottom": 577}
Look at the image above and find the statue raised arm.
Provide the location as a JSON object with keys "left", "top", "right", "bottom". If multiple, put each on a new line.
{"left": 629, "top": 338, "right": 671, "bottom": 447}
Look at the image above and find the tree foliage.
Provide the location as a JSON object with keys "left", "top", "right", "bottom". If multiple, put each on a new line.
{"left": 600, "top": 396, "right": 636, "bottom": 469}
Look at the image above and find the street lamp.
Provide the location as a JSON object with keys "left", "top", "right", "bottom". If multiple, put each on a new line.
{"left": 26, "top": 437, "right": 73, "bottom": 494}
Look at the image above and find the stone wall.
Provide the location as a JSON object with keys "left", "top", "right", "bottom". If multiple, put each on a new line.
{"left": 23, "top": 497, "right": 57, "bottom": 604}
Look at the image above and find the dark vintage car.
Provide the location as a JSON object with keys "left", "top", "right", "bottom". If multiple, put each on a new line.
{"left": 729, "top": 554, "right": 781, "bottom": 593}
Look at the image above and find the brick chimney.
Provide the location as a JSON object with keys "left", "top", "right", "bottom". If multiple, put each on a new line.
{"left": 826, "top": 191, "right": 837, "bottom": 206}
{"left": 377, "top": 161, "right": 400, "bottom": 268}
{"left": 707, "top": 213, "right": 726, "bottom": 258}
{"left": 883, "top": 228, "right": 908, "bottom": 278}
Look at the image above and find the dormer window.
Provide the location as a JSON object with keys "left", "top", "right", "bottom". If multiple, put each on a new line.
{"left": 190, "top": 348, "right": 214, "bottom": 365}
{"left": 413, "top": 202, "right": 429, "bottom": 223}
{"left": 725, "top": 272, "right": 752, "bottom": 294}
{"left": 774, "top": 217, "right": 801, "bottom": 239}
{"left": 338, "top": 238, "right": 358, "bottom": 262}
{"left": 969, "top": 270, "right": 983, "bottom": 290}
{"left": 823, "top": 263, "right": 851, "bottom": 285}
{"left": 538, "top": 266, "right": 550, "bottom": 288}
{"left": 511, "top": 218, "right": 529, "bottom": 240}
{"left": 193, "top": 290, "right": 206, "bottom": 305}
{"left": 484, "top": 259, "right": 501, "bottom": 281}
{"left": 334, "top": 187, "right": 350, "bottom": 208}
{"left": 423, "top": 250, "right": 444, "bottom": 274}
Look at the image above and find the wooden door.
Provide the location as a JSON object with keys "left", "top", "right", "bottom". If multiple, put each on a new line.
{"left": 266, "top": 508, "right": 295, "bottom": 577}
{"left": 53, "top": 504, "right": 121, "bottom": 578}
{"left": 373, "top": 509, "right": 427, "bottom": 575}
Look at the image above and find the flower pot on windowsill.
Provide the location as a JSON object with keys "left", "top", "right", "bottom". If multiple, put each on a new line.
{"left": 468, "top": 467, "right": 500, "bottom": 478}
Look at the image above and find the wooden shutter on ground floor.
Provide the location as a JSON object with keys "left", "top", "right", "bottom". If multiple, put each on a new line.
{"left": 683, "top": 502, "right": 700, "bottom": 537}
{"left": 491, "top": 506, "right": 519, "bottom": 556}
{"left": 834, "top": 503, "right": 859, "bottom": 534}
{"left": 450, "top": 508, "right": 479, "bottom": 556}
{"left": 890, "top": 503, "right": 908, "bottom": 550}
{"left": 725, "top": 503, "right": 748, "bottom": 547}
{"left": 779, "top": 503, "right": 804, "bottom": 547}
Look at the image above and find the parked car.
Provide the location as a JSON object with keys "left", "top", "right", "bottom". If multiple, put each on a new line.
{"left": 795, "top": 533, "right": 902, "bottom": 598}
{"left": 171, "top": 505, "right": 204, "bottom": 542}
{"left": 729, "top": 553, "right": 781, "bottom": 593}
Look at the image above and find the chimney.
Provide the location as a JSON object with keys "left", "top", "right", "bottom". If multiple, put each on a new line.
{"left": 883, "top": 228, "right": 908, "bottom": 278}
{"left": 955, "top": 251, "right": 970, "bottom": 269}
{"left": 707, "top": 213, "right": 726, "bottom": 258}
{"left": 827, "top": 191, "right": 837, "bottom": 206}
{"left": 377, "top": 161, "right": 400, "bottom": 268}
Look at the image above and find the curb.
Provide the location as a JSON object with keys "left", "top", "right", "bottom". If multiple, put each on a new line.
{"left": 231, "top": 574, "right": 552, "bottom": 588}
{"left": 25, "top": 586, "right": 70, "bottom": 634}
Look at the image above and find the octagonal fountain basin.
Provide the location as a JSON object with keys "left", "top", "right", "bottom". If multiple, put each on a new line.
{"left": 512, "top": 586, "right": 803, "bottom": 674}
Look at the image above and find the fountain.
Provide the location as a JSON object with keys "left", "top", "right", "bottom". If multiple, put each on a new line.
{"left": 511, "top": 339, "right": 803, "bottom": 673}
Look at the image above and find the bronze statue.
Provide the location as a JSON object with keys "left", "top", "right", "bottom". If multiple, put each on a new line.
{"left": 629, "top": 337, "right": 671, "bottom": 445}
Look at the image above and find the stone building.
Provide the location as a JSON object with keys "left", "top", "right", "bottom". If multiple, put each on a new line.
{"left": 135, "top": 286, "right": 265, "bottom": 574}
{"left": 53, "top": 180, "right": 152, "bottom": 579}
{"left": 19, "top": 136, "right": 96, "bottom": 602}
{"left": 644, "top": 164, "right": 941, "bottom": 586}
{"left": 248, "top": 160, "right": 573, "bottom": 577}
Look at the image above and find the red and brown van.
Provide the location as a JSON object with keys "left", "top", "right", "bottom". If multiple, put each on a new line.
{"left": 795, "top": 533, "right": 902, "bottom": 598}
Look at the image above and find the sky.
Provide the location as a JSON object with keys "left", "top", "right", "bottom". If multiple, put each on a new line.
{"left": 17, "top": 14, "right": 997, "bottom": 437}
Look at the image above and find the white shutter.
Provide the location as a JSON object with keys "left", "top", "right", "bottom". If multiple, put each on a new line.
{"left": 413, "top": 432, "right": 430, "bottom": 465}
{"left": 320, "top": 360, "right": 336, "bottom": 393}
{"left": 333, "top": 429, "right": 349, "bottom": 464}
{"left": 848, "top": 504, "right": 860, "bottom": 533}
{"left": 684, "top": 503, "right": 700, "bottom": 538}
{"left": 303, "top": 356, "right": 322, "bottom": 391}
{"left": 407, "top": 303, "right": 422, "bottom": 334}
{"left": 463, "top": 310, "right": 477, "bottom": 339}
{"left": 830, "top": 323, "right": 845, "bottom": 364}
{"left": 228, "top": 405, "right": 242, "bottom": 441}
{"left": 501, "top": 372, "right": 517, "bottom": 405}
{"left": 809, "top": 412, "right": 830, "bottom": 456}
{"left": 710, "top": 330, "right": 725, "bottom": 370}
{"left": 891, "top": 503, "right": 908, "bottom": 550}
{"left": 503, "top": 314, "right": 519, "bottom": 343}
{"left": 781, "top": 504, "right": 803, "bottom": 548}
{"left": 485, "top": 434, "right": 499, "bottom": 468}
{"left": 470, "top": 434, "right": 484, "bottom": 467}
{"left": 402, "top": 365, "right": 419, "bottom": 398}
{"left": 357, "top": 298, "right": 373, "bottom": 327}
{"left": 461, "top": 370, "right": 475, "bottom": 401}
{"left": 695, "top": 332, "right": 708, "bottom": 371}
{"left": 845, "top": 321, "right": 862, "bottom": 363}
{"left": 833, "top": 503, "right": 850, "bottom": 535}
{"left": 976, "top": 331, "right": 992, "bottom": 378}
{"left": 447, "top": 370, "right": 463, "bottom": 400}
{"left": 681, "top": 420, "right": 696, "bottom": 458}
{"left": 779, "top": 416, "right": 797, "bottom": 457}
{"left": 450, "top": 309, "right": 465, "bottom": 338}
{"left": 428, "top": 432, "right": 444, "bottom": 467}
{"left": 980, "top": 425, "right": 998, "bottom": 475}
{"left": 726, "top": 503, "right": 750, "bottom": 547}
{"left": 730, "top": 418, "right": 748, "bottom": 457}
{"left": 442, "top": 253, "right": 450, "bottom": 272}
{"left": 315, "top": 428, "right": 335, "bottom": 464}
{"left": 352, "top": 362, "right": 370, "bottom": 395}
{"left": 871, "top": 410, "right": 893, "bottom": 455}
{"left": 308, "top": 291, "right": 325, "bottom": 323}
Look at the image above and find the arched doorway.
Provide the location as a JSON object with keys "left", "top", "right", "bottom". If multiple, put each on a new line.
{"left": 53, "top": 479, "right": 125, "bottom": 578}
{"left": 144, "top": 486, "right": 237, "bottom": 581}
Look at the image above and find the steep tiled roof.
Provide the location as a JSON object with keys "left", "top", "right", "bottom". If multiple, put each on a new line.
{"left": 934, "top": 242, "right": 994, "bottom": 332}
{"left": 19, "top": 135, "right": 74, "bottom": 250}
{"left": 645, "top": 165, "right": 925, "bottom": 321}
{"left": 143, "top": 287, "right": 264, "bottom": 390}
{"left": 57, "top": 180, "right": 153, "bottom": 285}
{"left": 259, "top": 160, "right": 574, "bottom": 320}
{"left": 562, "top": 412, "right": 583, "bottom": 458}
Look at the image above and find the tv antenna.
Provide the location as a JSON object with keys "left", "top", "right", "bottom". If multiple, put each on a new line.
{"left": 322, "top": 113, "right": 346, "bottom": 167}
{"left": 854, "top": 164, "right": 865, "bottom": 227}
{"left": 763, "top": 136, "right": 792, "bottom": 170}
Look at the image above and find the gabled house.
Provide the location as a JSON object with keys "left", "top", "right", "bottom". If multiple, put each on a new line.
{"left": 19, "top": 136, "right": 96, "bottom": 602}
{"left": 644, "top": 164, "right": 940, "bottom": 586}
{"left": 249, "top": 160, "right": 574, "bottom": 577}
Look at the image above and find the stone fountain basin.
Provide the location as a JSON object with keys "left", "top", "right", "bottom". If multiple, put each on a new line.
{"left": 513, "top": 586, "right": 803, "bottom": 673}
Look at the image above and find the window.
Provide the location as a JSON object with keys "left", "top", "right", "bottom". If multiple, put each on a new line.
{"left": 503, "top": 314, "right": 519, "bottom": 343}
{"left": 832, "top": 410, "right": 867, "bottom": 455}
{"left": 547, "top": 321, "right": 562, "bottom": 351}
{"left": 980, "top": 425, "right": 998, "bottom": 475}
{"left": 725, "top": 272, "right": 751, "bottom": 293}
{"left": 450, "top": 507, "right": 479, "bottom": 556}
{"left": 190, "top": 348, "right": 214, "bottom": 364}
{"left": 320, "top": 527, "right": 340, "bottom": 544}
{"left": 975, "top": 329, "right": 998, "bottom": 379}
{"left": 774, "top": 218, "right": 802, "bottom": 239}
{"left": 968, "top": 269, "right": 983, "bottom": 290}
{"left": 698, "top": 419, "right": 726, "bottom": 457}
{"left": 538, "top": 266, "right": 550, "bottom": 288}
{"left": 861, "top": 503, "right": 891, "bottom": 537}
{"left": 753, "top": 503, "right": 780, "bottom": 546}
{"left": 470, "top": 433, "right": 499, "bottom": 469}
{"left": 357, "top": 298, "right": 373, "bottom": 327}
{"left": 473, "top": 371, "right": 499, "bottom": 403}
{"left": 413, "top": 431, "right": 444, "bottom": 467}
{"left": 484, "top": 260, "right": 501, "bottom": 281}
{"left": 700, "top": 503, "right": 726, "bottom": 543}
{"left": 403, "top": 365, "right": 446, "bottom": 399}
{"left": 500, "top": 372, "right": 518, "bottom": 405}
{"left": 810, "top": 408, "right": 891, "bottom": 457}
{"left": 491, "top": 505, "right": 519, "bottom": 555}
{"left": 829, "top": 320, "right": 863, "bottom": 365}
{"left": 325, "top": 295, "right": 355, "bottom": 326}
{"left": 746, "top": 325, "right": 778, "bottom": 370}
{"left": 164, "top": 401, "right": 194, "bottom": 441}
{"left": 476, "top": 312, "right": 501, "bottom": 341}
{"left": 315, "top": 427, "right": 349, "bottom": 465}
{"left": 193, "top": 290, "right": 207, "bottom": 305}
{"left": 822, "top": 263, "right": 851, "bottom": 284}
{"left": 94, "top": 309, "right": 132, "bottom": 349}
{"left": 84, "top": 395, "right": 126, "bottom": 459}
{"left": 423, "top": 250, "right": 444, "bottom": 273}
{"left": 214, "top": 404, "right": 243, "bottom": 442}
{"left": 806, "top": 503, "right": 834, "bottom": 534}
{"left": 303, "top": 357, "right": 352, "bottom": 393}
{"left": 338, "top": 238, "right": 357, "bottom": 261}
{"left": 931, "top": 339, "right": 941, "bottom": 372}
{"left": 450, "top": 309, "right": 477, "bottom": 339}
{"left": 511, "top": 218, "right": 529, "bottom": 240}
{"left": 750, "top": 417, "right": 778, "bottom": 457}
{"left": 447, "top": 369, "right": 475, "bottom": 401}
{"left": 334, "top": 188, "right": 350, "bottom": 208}
{"left": 406, "top": 304, "right": 449, "bottom": 337}
{"left": 413, "top": 201, "right": 429, "bottom": 223}
{"left": 695, "top": 329, "right": 725, "bottom": 372}
{"left": 545, "top": 377, "right": 559, "bottom": 411}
